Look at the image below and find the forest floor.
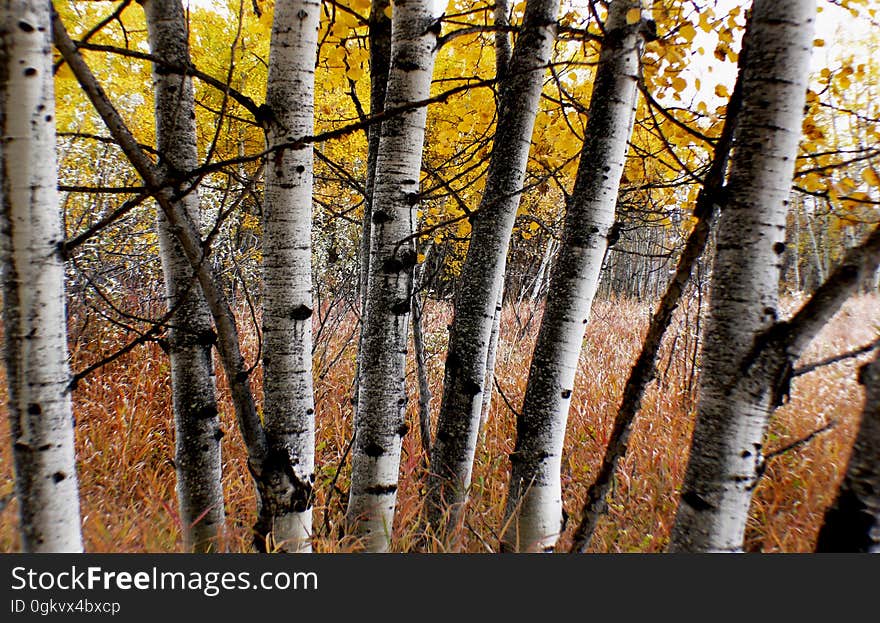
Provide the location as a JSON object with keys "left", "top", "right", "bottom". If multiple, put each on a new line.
{"left": 1, "top": 292, "right": 878, "bottom": 553}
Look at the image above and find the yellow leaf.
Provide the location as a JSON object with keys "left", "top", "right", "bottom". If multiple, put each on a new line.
{"left": 384, "top": 5, "right": 392, "bottom": 19}
{"left": 679, "top": 23, "right": 696, "bottom": 42}
{"left": 671, "top": 76, "right": 687, "bottom": 92}
{"left": 714, "top": 84, "right": 729, "bottom": 98}
{"left": 862, "top": 167, "right": 880, "bottom": 188}
{"left": 625, "top": 8, "right": 641, "bottom": 25}
{"left": 813, "top": 38, "right": 825, "bottom": 47}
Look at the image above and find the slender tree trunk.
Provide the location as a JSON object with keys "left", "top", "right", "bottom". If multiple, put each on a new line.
{"left": 478, "top": 0, "right": 513, "bottom": 437}
{"left": 1, "top": 0, "right": 83, "bottom": 552}
{"left": 427, "top": 0, "right": 560, "bottom": 541}
{"left": 501, "top": 0, "right": 646, "bottom": 552}
{"left": 346, "top": 0, "right": 440, "bottom": 552}
{"left": 668, "top": 0, "right": 816, "bottom": 552}
{"left": 258, "top": 0, "right": 320, "bottom": 553}
{"left": 411, "top": 251, "right": 432, "bottom": 457}
{"left": 143, "top": 0, "right": 225, "bottom": 554}
{"left": 815, "top": 351, "right": 880, "bottom": 552}
{"left": 358, "top": 0, "right": 392, "bottom": 310}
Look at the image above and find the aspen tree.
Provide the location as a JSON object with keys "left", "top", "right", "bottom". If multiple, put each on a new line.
{"left": 143, "top": 0, "right": 225, "bottom": 553}
{"left": 1, "top": 0, "right": 83, "bottom": 552}
{"left": 501, "top": 0, "right": 647, "bottom": 552}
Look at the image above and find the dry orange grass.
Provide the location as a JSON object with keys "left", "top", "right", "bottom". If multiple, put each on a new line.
{"left": 1, "top": 292, "right": 877, "bottom": 552}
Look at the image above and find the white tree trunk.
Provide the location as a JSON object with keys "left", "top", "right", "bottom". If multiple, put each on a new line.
{"left": 501, "top": 0, "right": 645, "bottom": 552}
{"left": 347, "top": 0, "right": 440, "bottom": 552}
{"left": 259, "top": 0, "right": 320, "bottom": 553}
{"left": 668, "top": 0, "right": 816, "bottom": 552}
{"left": 427, "top": 0, "right": 560, "bottom": 540}
{"left": 0, "top": 0, "right": 82, "bottom": 552}
{"left": 143, "top": 0, "right": 225, "bottom": 554}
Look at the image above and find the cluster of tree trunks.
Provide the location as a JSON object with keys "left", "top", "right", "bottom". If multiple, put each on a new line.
{"left": 4, "top": 0, "right": 880, "bottom": 554}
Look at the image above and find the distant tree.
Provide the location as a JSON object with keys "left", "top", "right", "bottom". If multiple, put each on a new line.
{"left": 1, "top": 0, "right": 83, "bottom": 552}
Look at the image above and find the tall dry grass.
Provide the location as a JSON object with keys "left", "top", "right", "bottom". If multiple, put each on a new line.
{"left": 1, "top": 292, "right": 877, "bottom": 552}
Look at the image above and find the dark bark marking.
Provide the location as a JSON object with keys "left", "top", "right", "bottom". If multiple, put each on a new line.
{"left": 561, "top": 389, "right": 572, "bottom": 399}
{"left": 364, "top": 484, "right": 397, "bottom": 495}
{"left": 27, "top": 403, "right": 41, "bottom": 415}
{"left": 23, "top": 67, "right": 37, "bottom": 77}
{"left": 773, "top": 242, "right": 786, "bottom": 254}
{"left": 197, "top": 405, "right": 218, "bottom": 419}
{"left": 681, "top": 490, "right": 713, "bottom": 511}
{"left": 291, "top": 304, "right": 313, "bottom": 320}
{"left": 52, "top": 471, "right": 66, "bottom": 483}
{"left": 372, "top": 210, "right": 392, "bottom": 224}
{"left": 397, "top": 422, "right": 410, "bottom": 437}
{"left": 397, "top": 60, "right": 420, "bottom": 72}
{"left": 18, "top": 21, "right": 35, "bottom": 32}
{"left": 391, "top": 299, "right": 410, "bottom": 315}
{"left": 363, "top": 441, "right": 385, "bottom": 458}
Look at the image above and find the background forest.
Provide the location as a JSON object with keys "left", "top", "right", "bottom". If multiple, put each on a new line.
{"left": 1, "top": 0, "right": 878, "bottom": 553}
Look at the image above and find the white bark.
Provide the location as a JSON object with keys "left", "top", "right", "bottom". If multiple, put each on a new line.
{"left": 347, "top": 0, "right": 440, "bottom": 552}
{"left": 143, "top": 0, "right": 225, "bottom": 554}
{"left": 669, "top": 0, "right": 816, "bottom": 552}
{"left": 427, "top": 0, "right": 560, "bottom": 540}
{"left": 0, "top": 0, "right": 82, "bottom": 552}
{"left": 501, "top": 0, "right": 645, "bottom": 552}
{"left": 259, "top": 0, "right": 320, "bottom": 553}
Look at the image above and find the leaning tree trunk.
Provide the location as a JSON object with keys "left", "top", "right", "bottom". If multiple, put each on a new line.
{"left": 346, "top": 0, "right": 440, "bottom": 552}
{"left": 143, "top": 0, "right": 225, "bottom": 554}
{"left": 0, "top": 0, "right": 83, "bottom": 552}
{"left": 815, "top": 351, "right": 880, "bottom": 552}
{"left": 258, "top": 0, "right": 320, "bottom": 553}
{"left": 501, "top": 0, "right": 646, "bottom": 552}
{"left": 668, "top": 0, "right": 816, "bottom": 552}
{"left": 427, "top": 0, "right": 560, "bottom": 542}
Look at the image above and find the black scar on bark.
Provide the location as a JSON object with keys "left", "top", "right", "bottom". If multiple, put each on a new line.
{"left": 773, "top": 242, "right": 786, "bottom": 254}
{"left": 463, "top": 378, "right": 482, "bottom": 396}
{"left": 296, "top": 165, "right": 305, "bottom": 173}
{"left": 291, "top": 304, "right": 313, "bottom": 320}
{"left": 52, "top": 471, "right": 66, "bottom": 483}
{"left": 397, "top": 422, "right": 410, "bottom": 437}
{"left": 681, "top": 490, "right": 713, "bottom": 511}
{"left": 391, "top": 299, "right": 410, "bottom": 315}
{"left": 214, "top": 428, "right": 225, "bottom": 441}
{"left": 397, "top": 60, "right": 420, "bottom": 72}
{"left": 364, "top": 484, "right": 398, "bottom": 496}
{"left": 196, "top": 329, "right": 217, "bottom": 347}
{"left": 372, "top": 210, "right": 393, "bottom": 224}
{"left": 198, "top": 405, "right": 218, "bottom": 419}
{"left": 363, "top": 441, "right": 385, "bottom": 458}
{"left": 27, "top": 403, "right": 41, "bottom": 415}
{"left": 18, "top": 21, "right": 34, "bottom": 32}
{"left": 24, "top": 67, "right": 37, "bottom": 77}
{"left": 561, "top": 389, "right": 572, "bottom": 399}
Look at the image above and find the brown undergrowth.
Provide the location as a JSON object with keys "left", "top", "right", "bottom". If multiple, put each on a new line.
{"left": 1, "top": 293, "right": 877, "bottom": 552}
